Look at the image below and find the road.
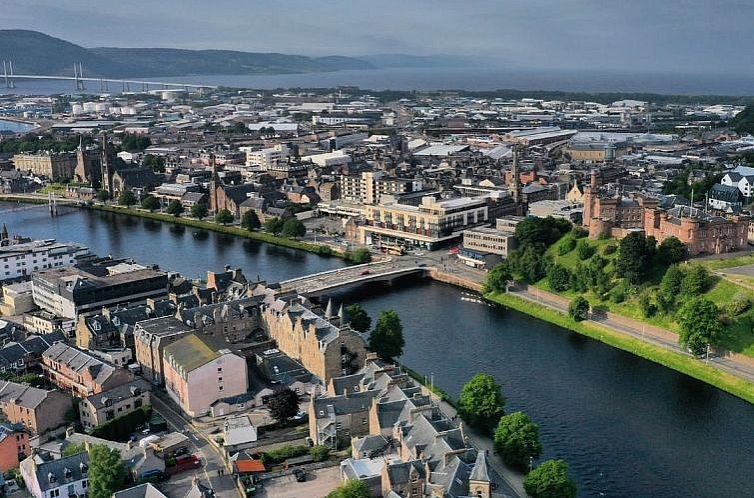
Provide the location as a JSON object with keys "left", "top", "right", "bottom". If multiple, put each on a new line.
{"left": 151, "top": 393, "right": 241, "bottom": 498}
{"left": 510, "top": 285, "right": 754, "bottom": 385}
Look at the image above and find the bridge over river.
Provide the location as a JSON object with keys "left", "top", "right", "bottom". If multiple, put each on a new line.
{"left": 278, "top": 260, "right": 428, "bottom": 296}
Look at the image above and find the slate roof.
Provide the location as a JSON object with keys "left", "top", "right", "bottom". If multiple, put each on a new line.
{"left": 84, "top": 379, "right": 151, "bottom": 410}
{"left": 0, "top": 381, "right": 57, "bottom": 409}
{"left": 20, "top": 452, "right": 89, "bottom": 493}
{"left": 42, "top": 343, "right": 116, "bottom": 385}
{"left": 113, "top": 483, "right": 167, "bottom": 498}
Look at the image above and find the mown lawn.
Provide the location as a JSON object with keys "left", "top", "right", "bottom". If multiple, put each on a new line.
{"left": 536, "top": 235, "right": 754, "bottom": 357}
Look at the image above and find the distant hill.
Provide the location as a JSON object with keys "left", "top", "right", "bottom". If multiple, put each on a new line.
{"left": 0, "top": 30, "right": 374, "bottom": 78}
{"left": 360, "top": 54, "right": 477, "bottom": 68}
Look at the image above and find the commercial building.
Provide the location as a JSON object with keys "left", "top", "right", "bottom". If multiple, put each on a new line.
{"left": 0, "top": 239, "right": 89, "bottom": 283}
{"left": 32, "top": 259, "right": 168, "bottom": 319}
{"left": 163, "top": 334, "right": 248, "bottom": 418}
{"left": 12, "top": 152, "right": 77, "bottom": 181}
{"left": 360, "top": 196, "right": 489, "bottom": 250}
{"left": 0, "top": 381, "right": 72, "bottom": 434}
{"left": 240, "top": 144, "right": 289, "bottom": 168}
{"left": 462, "top": 227, "right": 517, "bottom": 258}
{"left": 340, "top": 171, "right": 422, "bottom": 205}
{"left": 0, "top": 281, "right": 35, "bottom": 315}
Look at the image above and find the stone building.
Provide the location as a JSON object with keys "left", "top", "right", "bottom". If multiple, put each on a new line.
{"left": 0, "top": 381, "right": 72, "bottom": 434}
{"left": 259, "top": 292, "right": 367, "bottom": 383}
{"left": 133, "top": 317, "right": 192, "bottom": 385}
{"left": 12, "top": 152, "right": 76, "bottom": 181}
{"left": 583, "top": 171, "right": 749, "bottom": 255}
{"left": 79, "top": 379, "right": 151, "bottom": 431}
{"left": 41, "top": 343, "right": 134, "bottom": 397}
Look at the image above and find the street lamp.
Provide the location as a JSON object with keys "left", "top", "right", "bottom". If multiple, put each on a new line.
{"left": 529, "top": 456, "right": 534, "bottom": 473}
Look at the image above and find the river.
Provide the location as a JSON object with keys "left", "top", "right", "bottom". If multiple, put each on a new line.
{"left": 3, "top": 202, "right": 754, "bottom": 497}
{"left": 0, "top": 119, "right": 36, "bottom": 133}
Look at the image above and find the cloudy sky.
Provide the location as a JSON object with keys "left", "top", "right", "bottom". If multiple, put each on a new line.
{"left": 2, "top": 0, "right": 752, "bottom": 74}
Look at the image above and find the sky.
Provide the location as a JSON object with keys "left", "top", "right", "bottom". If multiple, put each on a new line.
{"left": 2, "top": 0, "right": 753, "bottom": 75}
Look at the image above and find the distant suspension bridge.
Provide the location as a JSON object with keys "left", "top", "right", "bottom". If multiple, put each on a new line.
{"left": 0, "top": 194, "right": 81, "bottom": 216}
{"left": 2, "top": 60, "right": 217, "bottom": 92}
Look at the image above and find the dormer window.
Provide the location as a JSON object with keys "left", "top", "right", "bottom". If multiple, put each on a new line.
{"left": 80, "top": 462, "right": 88, "bottom": 475}
{"left": 64, "top": 468, "right": 72, "bottom": 479}
{"left": 48, "top": 472, "right": 57, "bottom": 483}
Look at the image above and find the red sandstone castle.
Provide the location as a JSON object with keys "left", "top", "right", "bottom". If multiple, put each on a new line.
{"left": 583, "top": 171, "right": 749, "bottom": 256}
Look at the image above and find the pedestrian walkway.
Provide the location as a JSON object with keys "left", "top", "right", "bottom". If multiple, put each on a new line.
{"left": 510, "top": 285, "right": 754, "bottom": 385}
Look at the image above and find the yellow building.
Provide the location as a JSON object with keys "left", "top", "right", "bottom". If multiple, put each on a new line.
{"left": 13, "top": 152, "right": 77, "bottom": 181}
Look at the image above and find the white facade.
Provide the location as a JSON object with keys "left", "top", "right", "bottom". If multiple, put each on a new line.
{"left": 241, "top": 144, "right": 289, "bottom": 168}
{"left": 0, "top": 240, "right": 88, "bottom": 282}
{"left": 303, "top": 151, "right": 351, "bottom": 168}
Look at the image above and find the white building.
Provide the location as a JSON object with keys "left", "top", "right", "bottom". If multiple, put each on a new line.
{"left": 20, "top": 452, "right": 89, "bottom": 498}
{"left": 0, "top": 240, "right": 89, "bottom": 283}
{"left": 303, "top": 151, "right": 351, "bottom": 168}
{"left": 240, "top": 144, "right": 289, "bottom": 168}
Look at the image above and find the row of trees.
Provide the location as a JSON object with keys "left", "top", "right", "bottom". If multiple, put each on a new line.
{"left": 457, "top": 373, "right": 576, "bottom": 497}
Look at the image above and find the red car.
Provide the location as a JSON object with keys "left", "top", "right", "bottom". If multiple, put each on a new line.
{"left": 360, "top": 270, "right": 372, "bottom": 275}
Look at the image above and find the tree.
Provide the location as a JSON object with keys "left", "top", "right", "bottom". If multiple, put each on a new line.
{"left": 514, "top": 217, "right": 572, "bottom": 249}
{"left": 241, "top": 210, "right": 261, "bottom": 230}
{"left": 215, "top": 209, "right": 234, "bottom": 225}
{"left": 510, "top": 245, "right": 546, "bottom": 284}
{"left": 369, "top": 310, "right": 405, "bottom": 360}
{"left": 117, "top": 190, "right": 136, "bottom": 207}
{"left": 616, "top": 232, "right": 650, "bottom": 284}
{"left": 191, "top": 203, "right": 209, "bottom": 220}
{"left": 120, "top": 134, "right": 151, "bottom": 152}
{"left": 326, "top": 480, "right": 371, "bottom": 498}
{"left": 677, "top": 297, "right": 721, "bottom": 356}
{"left": 282, "top": 218, "right": 306, "bottom": 238}
{"left": 345, "top": 248, "right": 372, "bottom": 263}
{"left": 568, "top": 296, "right": 590, "bottom": 322}
{"left": 658, "top": 236, "right": 687, "bottom": 266}
{"left": 87, "top": 444, "right": 126, "bottom": 498}
{"left": 660, "top": 264, "right": 684, "bottom": 302}
{"left": 457, "top": 373, "right": 506, "bottom": 434}
{"left": 267, "top": 388, "right": 299, "bottom": 423}
{"left": 62, "top": 443, "right": 87, "bottom": 457}
{"left": 731, "top": 105, "right": 754, "bottom": 135}
{"left": 96, "top": 189, "right": 110, "bottom": 202}
{"left": 140, "top": 195, "right": 160, "bottom": 212}
{"left": 166, "top": 200, "right": 184, "bottom": 217}
{"left": 493, "top": 412, "right": 542, "bottom": 469}
{"left": 576, "top": 239, "right": 594, "bottom": 260}
{"left": 345, "top": 304, "right": 371, "bottom": 333}
{"left": 486, "top": 261, "right": 513, "bottom": 293}
{"left": 143, "top": 154, "right": 165, "bottom": 173}
{"left": 264, "top": 216, "right": 285, "bottom": 235}
{"left": 523, "top": 459, "right": 577, "bottom": 498}
{"left": 681, "top": 265, "right": 710, "bottom": 296}
{"left": 547, "top": 265, "right": 572, "bottom": 292}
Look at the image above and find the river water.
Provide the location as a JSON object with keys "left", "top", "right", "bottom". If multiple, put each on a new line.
{"left": 2, "top": 202, "right": 754, "bottom": 497}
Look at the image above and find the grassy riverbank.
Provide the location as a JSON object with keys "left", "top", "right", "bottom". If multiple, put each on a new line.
{"left": 487, "top": 291, "right": 754, "bottom": 405}
{"left": 91, "top": 203, "right": 341, "bottom": 257}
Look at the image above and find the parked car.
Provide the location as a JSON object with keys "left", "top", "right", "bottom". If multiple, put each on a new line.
{"left": 293, "top": 469, "right": 306, "bottom": 482}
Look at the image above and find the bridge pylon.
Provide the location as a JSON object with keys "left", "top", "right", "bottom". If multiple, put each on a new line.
{"left": 3, "top": 60, "right": 16, "bottom": 89}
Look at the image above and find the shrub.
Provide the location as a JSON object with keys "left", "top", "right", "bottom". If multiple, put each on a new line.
{"left": 547, "top": 265, "right": 572, "bottom": 292}
{"left": 727, "top": 292, "right": 751, "bottom": 316}
{"left": 570, "top": 226, "right": 588, "bottom": 239}
{"left": 577, "top": 239, "right": 595, "bottom": 260}
{"left": 568, "top": 296, "right": 590, "bottom": 322}
{"left": 638, "top": 291, "right": 657, "bottom": 318}
{"left": 310, "top": 445, "right": 330, "bottom": 462}
{"left": 602, "top": 244, "right": 617, "bottom": 255}
{"left": 261, "top": 445, "right": 310, "bottom": 465}
{"left": 558, "top": 237, "right": 577, "bottom": 255}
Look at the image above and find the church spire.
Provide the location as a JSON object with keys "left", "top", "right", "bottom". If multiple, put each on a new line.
{"left": 324, "top": 299, "right": 333, "bottom": 319}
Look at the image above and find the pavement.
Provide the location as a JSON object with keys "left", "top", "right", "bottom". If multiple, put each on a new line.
{"left": 151, "top": 393, "right": 241, "bottom": 498}
{"left": 254, "top": 466, "right": 340, "bottom": 498}
{"left": 509, "top": 285, "right": 754, "bottom": 384}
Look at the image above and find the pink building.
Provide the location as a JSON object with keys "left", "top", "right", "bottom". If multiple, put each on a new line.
{"left": 163, "top": 334, "right": 248, "bottom": 418}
